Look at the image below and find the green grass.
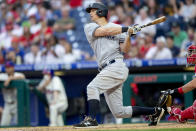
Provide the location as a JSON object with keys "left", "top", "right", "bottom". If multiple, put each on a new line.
{"left": 90, "top": 128, "right": 196, "bottom": 131}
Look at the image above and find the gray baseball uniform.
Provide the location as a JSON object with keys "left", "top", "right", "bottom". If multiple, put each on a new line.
{"left": 84, "top": 22, "right": 133, "bottom": 118}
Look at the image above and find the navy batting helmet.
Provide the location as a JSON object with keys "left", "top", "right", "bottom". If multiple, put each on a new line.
{"left": 86, "top": 3, "right": 108, "bottom": 18}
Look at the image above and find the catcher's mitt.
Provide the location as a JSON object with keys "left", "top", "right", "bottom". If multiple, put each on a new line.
{"left": 157, "top": 93, "right": 172, "bottom": 109}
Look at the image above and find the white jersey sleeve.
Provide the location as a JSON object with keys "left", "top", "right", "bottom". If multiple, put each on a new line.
{"left": 0, "top": 73, "right": 8, "bottom": 81}
{"left": 0, "top": 72, "right": 25, "bottom": 81}
{"left": 84, "top": 23, "right": 100, "bottom": 43}
{"left": 51, "top": 76, "right": 64, "bottom": 91}
{"left": 14, "top": 72, "right": 25, "bottom": 78}
{"left": 37, "top": 75, "right": 50, "bottom": 89}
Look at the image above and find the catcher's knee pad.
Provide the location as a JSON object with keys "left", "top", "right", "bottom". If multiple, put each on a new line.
{"left": 87, "top": 86, "right": 100, "bottom": 101}
{"left": 193, "top": 100, "right": 196, "bottom": 121}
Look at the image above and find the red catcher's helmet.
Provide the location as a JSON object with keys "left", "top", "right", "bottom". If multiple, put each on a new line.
{"left": 187, "top": 45, "right": 196, "bottom": 64}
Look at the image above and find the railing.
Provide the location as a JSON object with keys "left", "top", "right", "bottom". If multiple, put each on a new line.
{"left": 0, "top": 58, "right": 187, "bottom": 72}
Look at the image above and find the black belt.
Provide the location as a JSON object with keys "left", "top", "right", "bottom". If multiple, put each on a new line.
{"left": 99, "top": 59, "right": 116, "bottom": 71}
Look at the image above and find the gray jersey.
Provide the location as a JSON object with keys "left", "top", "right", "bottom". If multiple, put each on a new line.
{"left": 84, "top": 22, "right": 126, "bottom": 66}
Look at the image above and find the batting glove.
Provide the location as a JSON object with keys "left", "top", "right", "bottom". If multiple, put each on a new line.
{"left": 132, "top": 24, "right": 141, "bottom": 34}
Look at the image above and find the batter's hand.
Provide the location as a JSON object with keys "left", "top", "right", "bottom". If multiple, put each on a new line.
{"left": 128, "top": 24, "right": 141, "bottom": 36}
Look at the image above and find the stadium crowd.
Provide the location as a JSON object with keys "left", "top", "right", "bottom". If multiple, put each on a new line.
{"left": 0, "top": 0, "right": 196, "bottom": 65}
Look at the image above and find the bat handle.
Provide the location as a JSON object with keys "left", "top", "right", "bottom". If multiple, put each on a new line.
{"left": 140, "top": 25, "right": 147, "bottom": 28}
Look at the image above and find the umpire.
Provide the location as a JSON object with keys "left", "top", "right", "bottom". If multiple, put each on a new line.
{"left": 74, "top": 2, "right": 164, "bottom": 128}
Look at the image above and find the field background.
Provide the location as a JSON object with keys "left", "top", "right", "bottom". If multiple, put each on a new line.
{"left": 1, "top": 123, "right": 196, "bottom": 131}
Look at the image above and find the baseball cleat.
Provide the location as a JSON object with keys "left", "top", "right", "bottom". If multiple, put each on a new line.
{"left": 73, "top": 116, "right": 98, "bottom": 128}
{"left": 148, "top": 107, "right": 165, "bottom": 126}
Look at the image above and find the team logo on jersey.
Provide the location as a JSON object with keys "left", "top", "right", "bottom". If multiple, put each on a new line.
{"left": 103, "top": 36, "right": 116, "bottom": 40}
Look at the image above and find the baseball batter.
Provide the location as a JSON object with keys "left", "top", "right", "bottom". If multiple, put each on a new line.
{"left": 74, "top": 2, "right": 164, "bottom": 128}
{"left": 161, "top": 44, "right": 196, "bottom": 123}
{"left": 37, "top": 70, "right": 68, "bottom": 126}
{"left": 0, "top": 61, "right": 25, "bottom": 126}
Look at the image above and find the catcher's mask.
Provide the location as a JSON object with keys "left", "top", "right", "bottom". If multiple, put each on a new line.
{"left": 86, "top": 3, "right": 108, "bottom": 18}
{"left": 187, "top": 44, "right": 196, "bottom": 64}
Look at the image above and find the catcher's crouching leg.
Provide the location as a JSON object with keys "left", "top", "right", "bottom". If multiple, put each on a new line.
{"left": 193, "top": 100, "right": 196, "bottom": 121}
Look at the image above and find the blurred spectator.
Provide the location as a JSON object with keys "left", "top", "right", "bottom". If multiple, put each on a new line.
{"left": 163, "top": 0, "right": 179, "bottom": 16}
{"left": 7, "top": 37, "right": 24, "bottom": 64}
{"left": 5, "top": 50, "right": 16, "bottom": 63}
{"left": 122, "top": 15, "right": 134, "bottom": 27}
{"left": 147, "top": 0, "right": 160, "bottom": 19}
{"left": 53, "top": 6, "right": 75, "bottom": 32}
{"left": 108, "top": 5, "right": 119, "bottom": 24}
{"left": 138, "top": 33, "right": 155, "bottom": 59}
{"left": 37, "top": 2, "right": 53, "bottom": 21}
{"left": 0, "top": 49, "right": 4, "bottom": 64}
{"left": 115, "top": 4, "right": 126, "bottom": 24}
{"left": 0, "top": 61, "right": 25, "bottom": 126}
{"left": 20, "top": 21, "right": 38, "bottom": 48}
{"left": 70, "top": 0, "right": 82, "bottom": 8}
{"left": 63, "top": 40, "right": 77, "bottom": 64}
{"left": 24, "top": 43, "right": 42, "bottom": 64}
{"left": 121, "top": 0, "right": 137, "bottom": 18}
{"left": 0, "top": 3, "right": 7, "bottom": 26}
{"left": 145, "top": 36, "right": 172, "bottom": 59}
{"left": 180, "top": 26, "right": 195, "bottom": 57}
{"left": 1, "top": 11, "right": 22, "bottom": 35}
{"left": 41, "top": 35, "right": 58, "bottom": 64}
{"left": 179, "top": 0, "right": 196, "bottom": 22}
{"left": 50, "top": 0, "right": 70, "bottom": 21}
{"left": 135, "top": 7, "right": 156, "bottom": 35}
{"left": 37, "top": 70, "right": 68, "bottom": 126}
{"left": 0, "top": 11, "right": 22, "bottom": 49}
{"left": 55, "top": 37, "right": 66, "bottom": 61}
{"left": 166, "top": 34, "right": 180, "bottom": 58}
{"left": 194, "top": 32, "right": 196, "bottom": 45}
{"left": 57, "top": 37, "right": 78, "bottom": 64}
{"left": 169, "top": 22, "right": 188, "bottom": 48}
{"left": 27, "top": 7, "right": 42, "bottom": 34}
{"left": 0, "top": 106, "right": 2, "bottom": 123}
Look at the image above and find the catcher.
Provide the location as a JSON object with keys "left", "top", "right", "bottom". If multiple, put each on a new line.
{"left": 158, "top": 44, "right": 196, "bottom": 123}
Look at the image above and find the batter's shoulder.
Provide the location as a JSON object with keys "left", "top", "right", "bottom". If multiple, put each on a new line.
{"left": 84, "top": 22, "right": 99, "bottom": 28}
{"left": 108, "top": 22, "right": 121, "bottom": 27}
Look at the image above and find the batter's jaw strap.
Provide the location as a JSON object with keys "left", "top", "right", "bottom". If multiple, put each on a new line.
{"left": 187, "top": 44, "right": 196, "bottom": 65}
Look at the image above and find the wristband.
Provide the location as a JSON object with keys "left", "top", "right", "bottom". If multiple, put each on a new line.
{"left": 173, "top": 87, "right": 184, "bottom": 95}
{"left": 122, "top": 27, "right": 128, "bottom": 33}
{"left": 178, "top": 87, "right": 184, "bottom": 94}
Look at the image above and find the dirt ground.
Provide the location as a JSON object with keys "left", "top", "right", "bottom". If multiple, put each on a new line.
{"left": 0, "top": 123, "right": 196, "bottom": 131}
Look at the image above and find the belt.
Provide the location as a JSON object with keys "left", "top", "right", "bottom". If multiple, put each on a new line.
{"left": 99, "top": 59, "right": 116, "bottom": 71}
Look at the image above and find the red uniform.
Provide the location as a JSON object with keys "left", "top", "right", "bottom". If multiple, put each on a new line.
{"left": 168, "top": 65, "right": 196, "bottom": 122}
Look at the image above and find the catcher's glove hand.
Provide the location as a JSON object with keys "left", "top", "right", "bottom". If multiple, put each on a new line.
{"left": 157, "top": 93, "right": 172, "bottom": 109}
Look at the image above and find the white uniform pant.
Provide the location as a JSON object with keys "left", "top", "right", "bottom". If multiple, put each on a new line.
{"left": 87, "top": 59, "right": 133, "bottom": 118}
{"left": 49, "top": 102, "right": 67, "bottom": 126}
{"left": 1, "top": 102, "right": 17, "bottom": 126}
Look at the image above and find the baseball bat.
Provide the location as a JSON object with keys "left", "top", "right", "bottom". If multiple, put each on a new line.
{"left": 140, "top": 16, "right": 166, "bottom": 28}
